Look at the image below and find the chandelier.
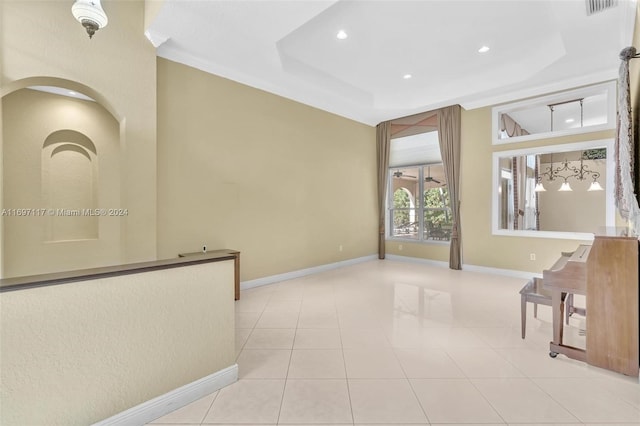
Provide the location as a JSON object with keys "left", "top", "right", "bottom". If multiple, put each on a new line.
{"left": 534, "top": 152, "right": 603, "bottom": 192}
{"left": 72, "top": 0, "right": 108, "bottom": 39}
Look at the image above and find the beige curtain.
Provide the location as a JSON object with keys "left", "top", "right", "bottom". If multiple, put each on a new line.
{"left": 376, "top": 122, "right": 391, "bottom": 259}
{"left": 437, "top": 105, "right": 462, "bottom": 270}
{"left": 515, "top": 156, "right": 528, "bottom": 230}
{"left": 500, "top": 113, "right": 529, "bottom": 137}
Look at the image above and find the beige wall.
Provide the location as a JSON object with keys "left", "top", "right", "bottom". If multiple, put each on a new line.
{"left": 156, "top": 58, "right": 378, "bottom": 281}
{"left": 1, "top": 0, "right": 157, "bottom": 277}
{"left": 0, "top": 260, "right": 235, "bottom": 425}
{"left": 2, "top": 89, "right": 123, "bottom": 277}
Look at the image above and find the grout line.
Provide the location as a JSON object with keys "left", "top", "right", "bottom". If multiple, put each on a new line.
{"left": 198, "top": 388, "right": 221, "bottom": 425}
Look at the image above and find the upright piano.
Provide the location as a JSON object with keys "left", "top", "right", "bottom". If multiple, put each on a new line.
{"left": 543, "top": 230, "right": 639, "bottom": 376}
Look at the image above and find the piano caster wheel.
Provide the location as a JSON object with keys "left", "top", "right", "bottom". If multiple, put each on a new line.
{"left": 549, "top": 351, "right": 558, "bottom": 358}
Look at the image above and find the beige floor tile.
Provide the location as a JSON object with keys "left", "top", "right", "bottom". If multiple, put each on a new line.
{"left": 469, "top": 326, "right": 533, "bottom": 348}
{"left": 255, "top": 311, "right": 300, "bottom": 328}
{"left": 236, "top": 349, "right": 291, "bottom": 378}
{"left": 495, "top": 347, "right": 594, "bottom": 378}
{"left": 234, "top": 295, "right": 269, "bottom": 313}
{"left": 508, "top": 424, "right": 583, "bottom": 426}
{"left": 203, "top": 379, "right": 284, "bottom": 424}
{"left": 533, "top": 377, "right": 640, "bottom": 422}
{"left": 410, "top": 378, "right": 503, "bottom": 423}
{"left": 288, "top": 349, "right": 346, "bottom": 379}
{"left": 358, "top": 424, "right": 428, "bottom": 426}
{"left": 384, "top": 328, "right": 426, "bottom": 348}
{"left": 421, "top": 327, "right": 489, "bottom": 348}
{"left": 297, "top": 310, "right": 339, "bottom": 328}
{"left": 235, "top": 328, "right": 252, "bottom": 356}
{"left": 596, "top": 374, "right": 640, "bottom": 410}
{"left": 279, "top": 379, "right": 352, "bottom": 423}
{"left": 376, "top": 312, "right": 426, "bottom": 329}
{"left": 234, "top": 311, "right": 261, "bottom": 329}
{"left": 348, "top": 379, "right": 427, "bottom": 424}
{"left": 472, "top": 378, "right": 579, "bottom": 423}
{"left": 394, "top": 348, "right": 465, "bottom": 378}
{"left": 446, "top": 347, "right": 525, "bottom": 378}
{"left": 263, "top": 298, "right": 302, "bottom": 313}
{"left": 149, "top": 392, "right": 216, "bottom": 424}
{"left": 337, "top": 311, "right": 381, "bottom": 328}
{"left": 343, "top": 348, "right": 405, "bottom": 378}
{"left": 300, "top": 296, "right": 337, "bottom": 312}
{"left": 294, "top": 328, "right": 342, "bottom": 349}
{"left": 243, "top": 328, "right": 295, "bottom": 349}
{"left": 340, "top": 328, "right": 390, "bottom": 348}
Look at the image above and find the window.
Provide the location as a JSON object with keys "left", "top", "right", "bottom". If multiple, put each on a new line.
{"left": 386, "top": 130, "right": 451, "bottom": 243}
{"left": 388, "top": 164, "right": 451, "bottom": 242}
{"left": 491, "top": 81, "right": 615, "bottom": 145}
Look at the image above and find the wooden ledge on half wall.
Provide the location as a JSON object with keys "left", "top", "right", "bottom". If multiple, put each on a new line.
{"left": 179, "top": 249, "right": 240, "bottom": 300}
{"left": 0, "top": 249, "right": 240, "bottom": 300}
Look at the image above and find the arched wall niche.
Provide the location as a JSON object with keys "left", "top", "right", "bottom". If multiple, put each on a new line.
{"left": 50, "top": 142, "right": 93, "bottom": 159}
{"left": 1, "top": 77, "right": 123, "bottom": 277}
{"left": 42, "top": 132, "right": 99, "bottom": 242}
{"left": 45, "top": 129, "right": 98, "bottom": 155}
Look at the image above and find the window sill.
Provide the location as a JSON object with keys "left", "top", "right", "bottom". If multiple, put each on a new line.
{"left": 387, "top": 237, "right": 451, "bottom": 246}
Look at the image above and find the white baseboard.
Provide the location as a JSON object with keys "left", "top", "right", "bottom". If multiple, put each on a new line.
{"left": 92, "top": 363, "right": 238, "bottom": 426}
{"left": 240, "top": 255, "right": 378, "bottom": 290}
{"left": 385, "top": 254, "right": 540, "bottom": 280}
{"left": 384, "top": 254, "right": 449, "bottom": 268}
{"left": 462, "top": 263, "right": 542, "bottom": 280}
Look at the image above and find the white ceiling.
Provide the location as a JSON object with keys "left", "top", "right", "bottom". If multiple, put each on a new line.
{"left": 145, "top": 0, "right": 637, "bottom": 125}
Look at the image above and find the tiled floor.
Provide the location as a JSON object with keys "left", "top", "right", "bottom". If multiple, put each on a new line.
{"left": 147, "top": 259, "right": 640, "bottom": 425}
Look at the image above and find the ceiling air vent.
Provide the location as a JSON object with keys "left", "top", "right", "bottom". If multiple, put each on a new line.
{"left": 585, "top": 0, "right": 618, "bottom": 15}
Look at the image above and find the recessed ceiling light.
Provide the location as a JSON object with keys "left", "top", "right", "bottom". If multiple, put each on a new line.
{"left": 68, "top": 91, "right": 77, "bottom": 96}
{"left": 336, "top": 30, "right": 348, "bottom": 40}
{"left": 478, "top": 45, "right": 490, "bottom": 53}
{"left": 403, "top": 74, "right": 412, "bottom": 80}
{"left": 565, "top": 118, "right": 575, "bottom": 123}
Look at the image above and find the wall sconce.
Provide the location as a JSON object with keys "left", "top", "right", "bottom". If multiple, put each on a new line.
{"left": 535, "top": 152, "right": 604, "bottom": 192}
{"left": 72, "top": 0, "right": 108, "bottom": 39}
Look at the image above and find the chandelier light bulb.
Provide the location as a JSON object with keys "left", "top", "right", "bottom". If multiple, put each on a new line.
{"left": 534, "top": 182, "right": 546, "bottom": 192}
{"left": 72, "top": 0, "right": 108, "bottom": 39}
{"left": 588, "top": 181, "right": 604, "bottom": 191}
{"left": 558, "top": 182, "right": 573, "bottom": 192}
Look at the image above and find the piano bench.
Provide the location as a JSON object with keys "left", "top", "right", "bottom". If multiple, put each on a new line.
{"left": 520, "top": 278, "right": 581, "bottom": 339}
{"left": 520, "top": 277, "right": 553, "bottom": 339}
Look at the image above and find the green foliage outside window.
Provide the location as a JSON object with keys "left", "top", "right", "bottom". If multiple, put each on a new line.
{"left": 423, "top": 187, "right": 451, "bottom": 226}
{"left": 393, "top": 189, "right": 411, "bottom": 227}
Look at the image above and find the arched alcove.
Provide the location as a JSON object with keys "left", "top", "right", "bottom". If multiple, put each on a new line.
{"left": 1, "top": 81, "right": 122, "bottom": 277}
{"left": 42, "top": 134, "right": 98, "bottom": 241}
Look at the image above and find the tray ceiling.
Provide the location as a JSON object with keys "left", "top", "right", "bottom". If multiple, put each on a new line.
{"left": 146, "top": 0, "right": 637, "bottom": 125}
